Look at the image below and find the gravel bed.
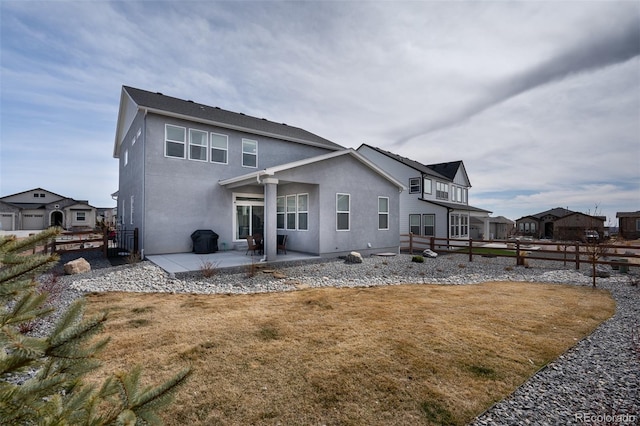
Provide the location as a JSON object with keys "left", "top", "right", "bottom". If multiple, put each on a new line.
{"left": 38, "top": 252, "right": 639, "bottom": 424}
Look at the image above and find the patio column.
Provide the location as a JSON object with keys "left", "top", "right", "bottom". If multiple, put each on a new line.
{"left": 262, "top": 177, "right": 279, "bottom": 261}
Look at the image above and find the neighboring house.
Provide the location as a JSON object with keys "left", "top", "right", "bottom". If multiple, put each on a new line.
{"left": 616, "top": 211, "right": 640, "bottom": 240}
{"left": 96, "top": 207, "right": 118, "bottom": 229}
{"left": 553, "top": 212, "right": 605, "bottom": 241}
{"left": 515, "top": 207, "right": 573, "bottom": 239}
{"left": 515, "top": 207, "right": 605, "bottom": 240}
{"left": 113, "top": 86, "right": 404, "bottom": 259}
{"left": 0, "top": 188, "right": 97, "bottom": 231}
{"left": 356, "top": 144, "right": 491, "bottom": 240}
{"left": 471, "top": 216, "right": 515, "bottom": 240}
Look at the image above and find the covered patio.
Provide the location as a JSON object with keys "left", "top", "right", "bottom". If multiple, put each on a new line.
{"left": 147, "top": 250, "right": 320, "bottom": 274}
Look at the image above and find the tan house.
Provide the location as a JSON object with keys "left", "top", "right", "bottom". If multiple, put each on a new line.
{"left": 0, "top": 188, "right": 97, "bottom": 231}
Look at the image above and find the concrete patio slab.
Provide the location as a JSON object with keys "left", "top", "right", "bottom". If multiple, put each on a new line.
{"left": 147, "top": 250, "right": 320, "bottom": 274}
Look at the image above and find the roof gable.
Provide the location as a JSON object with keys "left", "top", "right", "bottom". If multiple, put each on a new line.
{"left": 357, "top": 144, "right": 449, "bottom": 180}
{"left": 114, "top": 86, "right": 344, "bottom": 157}
{"left": 219, "top": 149, "right": 405, "bottom": 191}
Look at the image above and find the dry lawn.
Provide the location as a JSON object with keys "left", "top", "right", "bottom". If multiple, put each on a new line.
{"left": 85, "top": 281, "right": 615, "bottom": 425}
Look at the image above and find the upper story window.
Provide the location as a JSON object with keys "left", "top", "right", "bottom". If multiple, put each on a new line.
{"left": 436, "top": 182, "right": 449, "bottom": 200}
{"left": 423, "top": 178, "right": 432, "bottom": 195}
{"left": 189, "top": 129, "right": 208, "bottom": 161}
{"left": 378, "top": 197, "right": 389, "bottom": 230}
{"left": 210, "top": 133, "right": 228, "bottom": 164}
{"left": 242, "top": 139, "right": 257, "bottom": 167}
{"left": 409, "top": 178, "right": 421, "bottom": 194}
{"left": 124, "top": 149, "right": 129, "bottom": 166}
{"left": 165, "top": 124, "right": 186, "bottom": 158}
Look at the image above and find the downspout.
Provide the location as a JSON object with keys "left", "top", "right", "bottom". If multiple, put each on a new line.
{"left": 141, "top": 109, "right": 147, "bottom": 259}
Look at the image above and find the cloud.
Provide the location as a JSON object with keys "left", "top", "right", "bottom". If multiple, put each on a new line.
{"left": 392, "top": 4, "right": 640, "bottom": 146}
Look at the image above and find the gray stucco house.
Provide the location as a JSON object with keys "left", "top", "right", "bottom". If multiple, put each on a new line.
{"left": 356, "top": 144, "right": 491, "bottom": 240}
{"left": 0, "top": 188, "right": 97, "bottom": 231}
{"left": 113, "top": 86, "right": 404, "bottom": 259}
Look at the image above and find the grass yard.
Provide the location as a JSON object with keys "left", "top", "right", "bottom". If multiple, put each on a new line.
{"left": 85, "top": 281, "right": 615, "bottom": 425}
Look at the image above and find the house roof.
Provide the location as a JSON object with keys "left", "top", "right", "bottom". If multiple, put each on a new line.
{"left": 427, "top": 161, "right": 464, "bottom": 181}
{"left": 422, "top": 198, "right": 492, "bottom": 215}
{"left": 616, "top": 211, "right": 640, "bottom": 218}
{"left": 357, "top": 144, "right": 449, "bottom": 180}
{"left": 531, "top": 207, "right": 574, "bottom": 219}
{"left": 219, "top": 149, "right": 406, "bottom": 191}
{"left": 0, "top": 187, "right": 67, "bottom": 201}
{"left": 115, "top": 86, "right": 345, "bottom": 157}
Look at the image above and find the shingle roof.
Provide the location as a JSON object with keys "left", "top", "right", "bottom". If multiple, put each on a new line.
{"left": 123, "top": 86, "right": 344, "bottom": 151}
{"left": 427, "top": 161, "right": 464, "bottom": 181}
{"left": 358, "top": 144, "right": 449, "bottom": 180}
{"left": 531, "top": 207, "right": 574, "bottom": 219}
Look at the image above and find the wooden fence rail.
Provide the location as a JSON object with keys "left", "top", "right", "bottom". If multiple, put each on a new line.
{"left": 401, "top": 233, "right": 640, "bottom": 271}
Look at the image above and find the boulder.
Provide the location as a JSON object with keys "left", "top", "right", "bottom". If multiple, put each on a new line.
{"left": 64, "top": 258, "right": 91, "bottom": 275}
{"left": 344, "top": 251, "right": 363, "bottom": 264}
{"left": 422, "top": 249, "right": 438, "bottom": 258}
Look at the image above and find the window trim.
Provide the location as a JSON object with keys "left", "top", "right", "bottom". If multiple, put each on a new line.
{"left": 336, "top": 193, "right": 350, "bottom": 231}
{"left": 165, "top": 124, "right": 186, "bottom": 159}
{"left": 188, "top": 128, "right": 208, "bottom": 162}
{"left": 242, "top": 138, "right": 258, "bottom": 168}
{"left": 409, "top": 177, "right": 421, "bottom": 194}
{"left": 378, "top": 196, "right": 389, "bottom": 230}
{"left": 409, "top": 214, "right": 421, "bottom": 235}
{"left": 423, "top": 178, "right": 432, "bottom": 195}
{"left": 422, "top": 214, "right": 435, "bottom": 236}
{"left": 297, "top": 193, "right": 309, "bottom": 231}
{"left": 210, "top": 132, "right": 229, "bottom": 164}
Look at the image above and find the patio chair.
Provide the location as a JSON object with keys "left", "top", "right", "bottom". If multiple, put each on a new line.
{"left": 277, "top": 234, "right": 288, "bottom": 254}
{"left": 245, "top": 235, "right": 261, "bottom": 255}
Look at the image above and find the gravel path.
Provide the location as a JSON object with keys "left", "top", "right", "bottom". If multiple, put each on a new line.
{"left": 42, "top": 251, "right": 639, "bottom": 425}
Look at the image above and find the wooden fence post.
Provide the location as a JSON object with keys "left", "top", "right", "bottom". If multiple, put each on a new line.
{"left": 516, "top": 240, "right": 522, "bottom": 266}
{"left": 133, "top": 228, "right": 139, "bottom": 254}
{"left": 575, "top": 242, "right": 580, "bottom": 270}
{"left": 103, "top": 229, "right": 108, "bottom": 258}
{"left": 409, "top": 232, "right": 413, "bottom": 255}
{"left": 430, "top": 237, "right": 435, "bottom": 252}
{"left": 468, "top": 238, "right": 473, "bottom": 262}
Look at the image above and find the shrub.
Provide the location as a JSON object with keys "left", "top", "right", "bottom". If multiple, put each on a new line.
{"left": 0, "top": 229, "right": 191, "bottom": 424}
{"left": 412, "top": 255, "right": 424, "bottom": 263}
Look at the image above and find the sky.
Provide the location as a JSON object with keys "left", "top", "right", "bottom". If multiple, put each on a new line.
{"left": 1, "top": 0, "right": 639, "bottom": 224}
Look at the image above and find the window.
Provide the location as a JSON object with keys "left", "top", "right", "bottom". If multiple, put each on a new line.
{"left": 636, "top": 219, "right": 640, "bottom": 231}
{"left": 450, "top": 213, "right": 469, "bottom": 238}
{"left": 378, "top": 197, "right": 389, "bottom": 230}
{"left": 409, "top": 214, "right": 421, "bottom": 235}
{"left": 234, "top": 194, "right": 264, "bottom": 240}
{"left": 423, "top": 178, "right": 432, "bottom": 195}
{"left": 423, "top": 214, "right": 435, "bottom": 236}
{"left": 336, "top": 193, "right": 350, "bottom": 231}
{"left": 436, "top": 182, "right": 449, "bottom": 200}
{"left": 409, "top": 178, "right": 420, "bottom": 194}
{"left": 286, "top": 195, "right": 296, "bottom": 230}
{"left": 277, "top": 196, "right": 285, "bottom": 229}
{"left": 76, "top": 212, "right": 86, "bottom": 222}
{"left": 297, "top": 194, "right": 308, "bottom": 231}
{"left": 165, "top": 124, "right": 186, "bottom": 158}
{"left": 124, "top": 149, "right": 128, "bottom": 166}
{"left": 519, "top": 222, "right": 524, "bottom": 232}
{"left": 462, "top": 188, "right": 468, "bottom": 203}
{"left": 242, "top": 139, "right": 257, "bottom": 167}
{"left": 210, "top": 133, "right": 228, "bottom": 164}
{"left": 531, "top": 222, "right": 536, "bottom": 233}
{"left": 136, "top": 128, "right": 141, "bottom": 139}
{"left": 524, "top": 223, "right": 530, "bottom": 232}
{"left": 189, "top": 129, "right": 208, "bottom": 161}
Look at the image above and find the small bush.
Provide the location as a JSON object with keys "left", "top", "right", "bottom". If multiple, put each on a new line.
{"left": 200, "top": 260, "right": 219, "bottom": 278}
{"left": 412, "top": 256, "right": 424, "bottom": 263}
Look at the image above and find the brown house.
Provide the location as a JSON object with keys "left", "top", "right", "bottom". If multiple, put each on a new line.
{"left": 515, "top": 207, "right": 605, "bottom": 241}
{"left": 553, "top": 212, "right": 605, "bottom": 241}
{"left": 616, "top": 211, "right": 640, "bottom": 240}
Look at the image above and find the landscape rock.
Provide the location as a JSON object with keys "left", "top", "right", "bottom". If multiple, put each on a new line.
{"left": 344, "top": 251, "right": 363, "bottom": 264}
{"left": 585, "top": 264, "right": 611, "bottom": 278}
{"left": 63, "top": 258, "right": 91, "bottom": 275}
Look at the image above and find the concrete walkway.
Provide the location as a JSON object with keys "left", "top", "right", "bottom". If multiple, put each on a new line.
{"left": 147, "top": 250, "right": 320, "bottom": 274}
